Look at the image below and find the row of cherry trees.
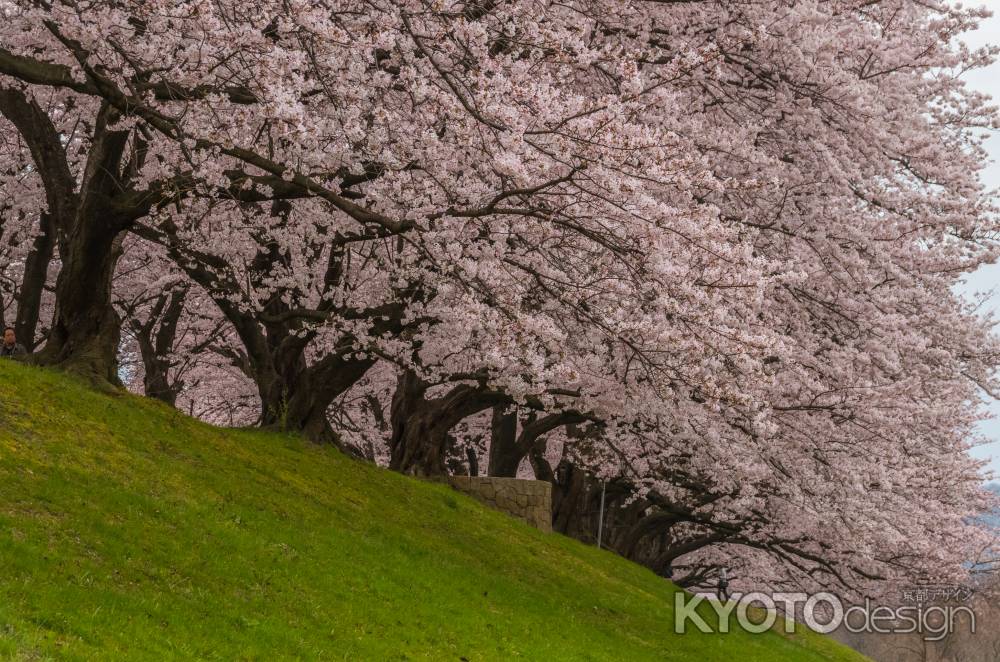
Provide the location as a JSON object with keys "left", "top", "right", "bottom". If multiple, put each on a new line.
{"left": 2, "top": 0, "right": 999, "bottom": 597}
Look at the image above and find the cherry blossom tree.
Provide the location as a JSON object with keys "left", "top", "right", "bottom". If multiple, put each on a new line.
{"left": 114, "top": 237, "right": 240, "bottom": 407}
{"left": 1, "top": 0, "right": 999, "bottom": 596}
{"left": 0, "top": 99, "right": 56, "bottom": 348}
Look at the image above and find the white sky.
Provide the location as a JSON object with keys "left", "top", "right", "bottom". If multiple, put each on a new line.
{"left": 955, "top": 5, "right": 1000, "bottom": 479}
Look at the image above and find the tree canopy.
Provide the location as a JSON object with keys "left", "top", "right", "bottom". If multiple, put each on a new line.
{"left": 2, "top": 0, "right": 999, "bottom": 597}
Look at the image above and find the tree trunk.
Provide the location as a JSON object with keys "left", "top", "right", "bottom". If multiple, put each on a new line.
{"left": 257, "top": 351, "right": 376, "bottom": 444}
{"left": 387, "top": 371, "right": 446, "bottom": 476}
{"left": 465, "top": 446, "right": 480, "bottom": 477}
{"left": 133, "top": 220, "right": 382, "bottom": 443}
{"left": 34, "top": 218, "right": 125, "bottom": 384}
{"left": 0, "top": 87, "right": 79, "bottom": 355}
{"left": 128, "top": 286, "right": 188, "bottom": 406}
{"left": 551, "top": 460, "right": 594, "bottom": 537}
{"left": 31, "top": 104, "right": 131, "bottom": 386}
{"left": 389, "top": 370, "right": 510, "bottom": 476}
{"left": 142, "top": 359, "right": 178, "bottom": 406}
{"left": 487, "top": 406, "right": 521, "bottom": 477}
{"left": 15, "top": 211, "right": 55, "bottom": 351}
{"left": 490, "top": 409, "right": 586, "bottom": 478}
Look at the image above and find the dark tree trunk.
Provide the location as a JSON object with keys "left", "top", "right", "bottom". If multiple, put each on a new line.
{"left": 620, "top": 511, "right": 679, "bottom": 560}
{"left": 491, "top": 408, "right": 587, "bottom": 478}
{"left": 487, "top": 406, "right": 520, "bottom": 477}
{"left": 187, "top": 307, "right": 378, "bottom": 444}
{"left": 32, "top": 106, "right": 131, "bottom": 384}
{"left": 0, "top": 87, "right": 79, "bottom": 356}
{"left": 465, "top": 446, "right": 479, "bottom": 477}
{"left": 264, "top": 354, "right": 376, "bottom": 443}
{"left": 0, "top": 96, "right": 138, "bottom": 385}
{"left": 143, "top": 359, "right": 178, "bottom": 406}
{"left": 133, "top": 219, "right": 384, "bottom": 444}
{"left": 551, "top": 460, "right": 595, "bottom": 537}
{"left": 35, "top": 217, "right": 126, "bottom": 383}
{"left": 531, "top": 438, "right": 732, "bottom": 580}
{"left": 387, "top": 370, "right": 446, "bottom": 476}
{"left": 388, "top": 370, "right": 510, "bottom": 476}
{"left": 129, "top": 286, "right": 189, "bottom": 406}
{"left": 15, "top": 211, "right": 56, "bottom": 351}
{"left": 529, "top": 432, "right": 624, "bottom": 543}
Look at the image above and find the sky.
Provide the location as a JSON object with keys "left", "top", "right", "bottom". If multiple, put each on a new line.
{"left": 956, "top": 5, "right": 1000, "bottom": 479}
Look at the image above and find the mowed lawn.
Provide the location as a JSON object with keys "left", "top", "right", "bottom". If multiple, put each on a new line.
{"left": 0, "top": 360, "right": 869, "bottom": 661}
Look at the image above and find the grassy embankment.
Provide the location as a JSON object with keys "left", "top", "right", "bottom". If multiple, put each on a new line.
{"left": 0, "top": 360, "right": 868, "bottom": 660}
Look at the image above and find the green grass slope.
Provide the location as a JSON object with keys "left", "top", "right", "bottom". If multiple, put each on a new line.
{"left": 0, "top": 361, "right": 868, "bottom": 661}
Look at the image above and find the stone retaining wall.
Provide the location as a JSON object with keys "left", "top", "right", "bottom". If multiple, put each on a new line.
{"left": 447, "top": 476, "right": 552, "bottom": 533}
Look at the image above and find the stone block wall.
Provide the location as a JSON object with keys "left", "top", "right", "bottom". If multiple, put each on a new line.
{"left": 447, "top": 476, "right": 552, "bottom": 533}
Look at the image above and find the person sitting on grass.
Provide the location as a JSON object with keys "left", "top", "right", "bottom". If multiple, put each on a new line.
{"left": 0, "top": 326, "right": 27, "bottom": 358}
